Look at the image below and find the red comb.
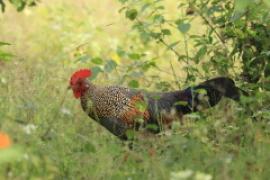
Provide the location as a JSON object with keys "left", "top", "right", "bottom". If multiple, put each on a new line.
{"left": 70, "top": 69, "right": 92, "bottom": 85}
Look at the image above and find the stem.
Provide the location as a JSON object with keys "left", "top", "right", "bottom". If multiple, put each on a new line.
{"left": 159, "top": 38, "right": 182, "bottom": 89}
{"left": 159, "top": 38, "right": 188, "bottom": 64}
{"left": 183, "top": 34, "right": 190, "bottom": 83}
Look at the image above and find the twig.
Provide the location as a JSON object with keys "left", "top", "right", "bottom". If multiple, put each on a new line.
{"left": 183, "top": 34, "right": 190, "bottom": 83}
{"left": 191, "top": 5, "right": 228, "bottom": 51}
{"left": 159, "top": 38, "right": 188, "bottom": 64}
{"left": 159, "top": 38, "right": 182, "bottom": 89}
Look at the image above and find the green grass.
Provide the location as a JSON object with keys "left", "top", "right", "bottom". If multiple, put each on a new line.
{"left": 0, "top": 0, "right": 270, "bottom": 179}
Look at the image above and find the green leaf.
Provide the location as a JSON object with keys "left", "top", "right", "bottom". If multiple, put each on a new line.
{"left": 167, "top": 41, "right": 180, "bottom": 50}
{"left": 125, "top": 9, "right": 138, "bottom": 21}
{"left": 128, "top": 80, "right": 139, "bottom": 88}
{"left": 185, "top": 113, "right": 201, "bottom": 119}
{"left": 161, "top": 29, "right": 171, "bottom": 36}
{"left": 116, "top": 46, "right": 126, "bottom": 57}
{"left": 0, "top": 0, "right": 5, "bottom": 12}
{"left": 156, "top": 5, "right": 165, "bottom": 10}
{"left": 0, "top": 41, "right": 11, "bottom": 46}
{"left": 0, "top": 52, "right": 14, "bottom": 61}
{"left": 135, "top": 101, "right": 147, "bottom": 112}
{"left": 177, "top": 22, "right": 191, "bottom": 34}
{"left": 145, "top": 124, "right": 159, "bottom": 131}
{"left": 150, "top": 32, "right": 162, "bottom": 39}
{"left": 9, "top": 0, "right": 26, "bottom": 11}
{"left": 194, "top": 46, "right": 207, "bottom": 63}
{"left": 142, "top": 61, "right": 156, "bottom": 71}
{"left": 90, "top": 66, "right": 103, "bottom": 80}
{"left": 128, "top": 53, "right": 141, "bottom": 60}
{"left": 125, "top": 129, "right": 135, "bottom": 140}
{"left": 134, "top": 117, "right": 144, "bottom": 124}
{"left": 174, "top": 101, "right": 188, "bottom": 106}
{"left": 194, "top": 88, "right": 207, "bottom": 95}
{"left": 91, "top": 57, "right": 103, "bottom": 65}
{"left": 104, "top": 60, "right": 117, "bottom": 73}
{"left": 153, "top": 14, "right": 165, "bottom": 24}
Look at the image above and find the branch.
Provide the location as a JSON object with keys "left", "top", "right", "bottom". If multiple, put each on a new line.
{"left": 191, "top": 5, "right": 228, "bottom": 50}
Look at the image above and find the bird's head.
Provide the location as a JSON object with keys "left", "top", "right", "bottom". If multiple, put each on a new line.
{"left": 69, "top": 69, "right": 92, "bottom": 99}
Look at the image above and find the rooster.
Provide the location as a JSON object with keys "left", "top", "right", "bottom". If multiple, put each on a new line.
{"left": 69, "top": 69, "right": 246, "bottom": 140}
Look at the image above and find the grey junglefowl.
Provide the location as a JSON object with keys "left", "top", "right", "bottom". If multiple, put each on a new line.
{"left": 69, "top": 69, "right": 247, "bottom": 140}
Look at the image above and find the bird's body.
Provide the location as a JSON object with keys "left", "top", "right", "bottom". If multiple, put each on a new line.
{"left": 70, "top": 69, "right": 246, "bottom": 140}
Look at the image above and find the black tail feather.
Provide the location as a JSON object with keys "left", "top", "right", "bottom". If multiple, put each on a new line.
{"left": 179, "top": 77, "right": 247, "bottom": 112}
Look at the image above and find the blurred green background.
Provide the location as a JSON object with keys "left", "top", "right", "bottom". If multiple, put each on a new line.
{"left": 0, "top": 0, "right": 270, "bottom": 179}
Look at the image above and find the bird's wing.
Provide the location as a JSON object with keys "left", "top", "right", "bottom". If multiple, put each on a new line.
{"left": 82, "top": 87, "right": 150, "bottom": 136}
{"left": 118, "top": 92, "right": 150, "bottom": 127}
{"left": 95, "top": 116, "right": 129, "bottom": 140}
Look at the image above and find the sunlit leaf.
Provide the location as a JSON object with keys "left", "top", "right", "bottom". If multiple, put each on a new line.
{"left": 194, "top": 46, "right": 207, "bottom": 63}
{"left": 135, "top": 100, "right": 147, "bottom": 112}
{"left": 128, "top": 53, "right": 141, "bottom": 60}
{"left": 174, "top": 101, "right": 188, "bottom": 106}
{"left": 0, "top": 52, "right": 13, "bottom": 61}
{"left": 185, "top": 113, "right": 201, "bottom": 119}
{"left": 91, "top": 57, "right": 103, "bottom": 65}
{"left": 145, "top": 124, "right": 159, "bottom": 131}
{"left": 194, "top": 88, "right": 207, "bottom": 95}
